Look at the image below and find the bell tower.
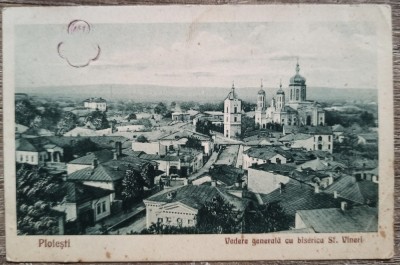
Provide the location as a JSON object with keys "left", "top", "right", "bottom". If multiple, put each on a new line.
{"left": 255, "top": 79, "right": 266, "bottom": 127}
{"left": 224, "top": 82, "right": 242, "bottom": 139}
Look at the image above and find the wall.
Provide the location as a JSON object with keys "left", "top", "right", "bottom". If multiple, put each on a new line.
{"left": 93, "top": 195, "right": 111, "bottom": 222}
{"left": 247, "top": 167, "right": 290, "bottom": 194}
{"left": 132, "top": 142, "right": 161, "bottom": 154}
{"left": 242, "top": 153, "right": 287, "bottom": 170}
{"left": 15, "top": 150, "right": 42, "bottom": 165}
{"left": 67, "top": 163, "right": 90, "bottom": 175}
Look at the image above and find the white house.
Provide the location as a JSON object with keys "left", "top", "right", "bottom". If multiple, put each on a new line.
{"left": 247, "top": 163, "right": 295, "bottom": 194}
{"left": 143, "top": 185, "right": 246, "bottom": 229}
{"left": 53, "top": 182, "right": 113, "bottom": 224}
{"left": 132, "top": 141, "right": 167, "bottom": 155}
{"left": 115, "top": 123, "right": 145, "bottom": 132}
{"left": 242, "top": 147, "right": 291, "bottom": 170}
{"left": 158, "top": 130, "right": 214, "bottom": 156}
{"left": 16, "top": 138, "right": 64, "bottom": 165}
{"left": 83, "top": 97, "right": 107, "bottom": 112}
{"left": 279, "top": 133, "right": 333, "bottom": 153}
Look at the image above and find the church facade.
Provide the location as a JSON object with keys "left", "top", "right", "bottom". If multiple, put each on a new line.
{"left": 224, "top": 83, "right": 242, "bottom": 139}
{"left": 255, "top": 62, "right": 325, "bottom": 129}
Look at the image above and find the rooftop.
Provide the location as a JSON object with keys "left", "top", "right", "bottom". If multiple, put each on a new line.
{"left": 145, "top": 185, "right": 247, "bottom": 211}
{"left": 259, "top": 180, "right": 343, "bottom": 217}
{"left": 297, "top": 206, "right": 378, "bottom": 233}
{"left": 159, "top": 130, "right": 210, "bottom": 141}
{"left": 244, "top": 146, "right": 292, "bottom": 160}
{"left": 279, "top": 133, "right": 313, "bottom": 142}
{"left": 64, "top": 182, "right": 113, "bottom": 204}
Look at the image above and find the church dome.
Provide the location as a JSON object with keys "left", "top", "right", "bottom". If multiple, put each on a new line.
{"left": 290, "top": 62, "right": 306, "bottom": 85}
{"left": 258, "top": 88, "right": 266, "bottom": 95}
{"left": 276, "top": 88, "right": 285, "bottom": 95}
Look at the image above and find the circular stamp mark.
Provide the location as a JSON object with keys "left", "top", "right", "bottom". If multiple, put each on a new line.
{"left": 67, "top": 20, "right": 91, "bottom": 35}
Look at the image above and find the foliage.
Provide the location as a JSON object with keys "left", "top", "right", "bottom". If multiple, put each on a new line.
{"left": 241, "top": 116, "right": 258, "bottom": 137}
{"left": 196, "top": 195, "right": 241, "bottom": 234}
{"left": 185, "top": 136, "right": 203, "bottom": 150}
{"left": 154, "top": 102, "right": 168, "bottom": 116}
{"left": 15, "top": 99, "right": 38, "bottom": 127}
{"left": 40, "top": 102, "right": 63, "bottom": 130}
{"left": 63, "top": 138, "right": 100, "bottom": 162}
{"left": 180, "top": 101, "right": 196, "bottom": 112}
{"left": 243, "top": 202, "right": 291, "bottom": 233}
{"left": 198, "top": 102, "right": 224, "bottom": 113}
{"left": 16, "top": 164, "right": 66, "bottom": 235}
{"left": 144, "top": 222, "right": 198, "bottom": 234}
{"left": 84, "top": 110, "right": 109, "bottom": 130}
{"left": 121, "top": 164, "right": 156, "bottom": 209}
{"left": 195, "top": 120, "right": 212, "bottom": 136}
{"left": 136, "top": 118, "right": 152, "bottom": 128}
{"left": 57, "top": 112, "right": 78, "bottom": 135}
{"left": 242, "top": 101, "right": 257, "bottom": 112}
{"left": 136, "top": 135, "right": 148, "bottom": 143}
{"left": 359, "top": 111, "right": 375, "bottom": 127}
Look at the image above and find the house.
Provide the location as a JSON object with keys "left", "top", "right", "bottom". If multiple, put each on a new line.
{"left": 115, "top": 123, "right": 145, "bottom": 132}
{"left": 16, "top": 137, "right": 64, "bottom": 165}
{"left": 158, "top": 130, "right": 214, "bottom": 156}
{"left": 15, "top": 123, "right": 29, "bottom": 134}
{"left": 259, "top": 179, "right": 344, "bottom": 225}
{"left": 63, "top": 127, "right": 112, "bottom": 137}
{"left": 247, "top": 163, "right": 296, "bottom": 194}
{"left": 242, "top": 146, "right": 292, "bottom": 169}
{"left": 295, "top": 205, "right": 378, "bottom": 233}
{"left": 193, "top": 165, "right": 245, "bottom": 188}
{"left": 171, "top": 112, "right": 191, "bottom": 122}
{"left": 54, "top": 182, "right": 114, "bottom": 226}
{"left": 83, "top": 97, "right": 107, "bottom": 112}
{"left": 279, "top": 127, "right": 333, "bottom": 153}
{"left": 332, "top": 124, "right": 345, "bottom": 142}
{"left": 143, "top": 185, "right": 247, "bottom": 229}
{"left": 323, "top": 175, "right": 378, "bottom": 206}
{"left": 296, "top": 157, "right": 347, "bottom": 173}
{"left": 357, "top": 133, "right": 378, "bottom": 145}
{"left": 138, "top": 153, "right": 181, "bottom": 176}
{"left": 67, "top": 144, "right": 157, "bottom": 199}
{"left": 132, "top": 141, "right": 167, "bottom": 155}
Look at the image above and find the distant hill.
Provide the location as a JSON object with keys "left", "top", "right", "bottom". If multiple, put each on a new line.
{"left": 16, "top": 84, "right": 377, "bottom": 103}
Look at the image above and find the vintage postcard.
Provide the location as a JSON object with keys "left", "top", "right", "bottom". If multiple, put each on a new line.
{"left": 3, "top": 5, "right": 394, "bottom": 262}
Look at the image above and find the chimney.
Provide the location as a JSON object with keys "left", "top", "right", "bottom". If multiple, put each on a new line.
{"left": 341, "top": 201, "right": 347, "bottom": 211}
{"left": 113, "top": 152, "right": 118, "bottom": 160}
{"left": 235, "top": 182, "right": 240, "bottom": 187}
{"left": 279, "top": 182, "right": 285, "bottom": 194}
{"left": 211, "top": 180, "right": 217, "bottom": 187}
{"left": 334, "top": 190, "right": 338, "bottom": 199}
{"left": 314, "top": 185, "right": 320, "bottom": 194}
{"left": 115, "top": 141, "right": 122, "bottom": 156}
{"left": 91, "top": 159, "right": 98, "bottom": 169}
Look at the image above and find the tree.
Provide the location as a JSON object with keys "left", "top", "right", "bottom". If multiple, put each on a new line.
{"left": 63, "top": 138, "right": 100, "bottom": 162}
{"left": 136, "top": 118, "right": 152, "bottom": 128}
{"left": 196, "top": 195, "right": 241, "bottom": 234}
{"left": 121, "top": 167, "right": 145, "bottom": 209}
{"left": 16, "top": 164, "right": 66, "bottom": 235}
{"left": 57, "top": 112, "right": 78, "bottom": 135}
{"left": 15, "top": 99, "right": 38, "bottom": 127}
{"left": 141, "top": 164, "right": 156, "bottom": 188}
{"left": 359, "top": 111, "right": 375, "bottom": 127}
{"left": 154, "top": 102, "right": 168, "bottom": 116}
{"left": 84, "top": 110, "right": 109, "bottom": 130}
{"left": 243, "top": 202, "right": 291, "bottom": 233}
{"left": 241, "top": 115, "right": 258, "bottom": 137}
{"left": 185, "top": 136, "right": 203, "bottom": 150}
{"left": 136, "top": 135, "right": 148, "bottom": 143}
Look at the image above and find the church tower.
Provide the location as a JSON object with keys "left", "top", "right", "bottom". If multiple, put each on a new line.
{"left": 255, "top": 79, "right": 266, "bottom": 127}
{"left": 224, "top": 82, "right": 242, "bottom": 139}
{"left": 289, "top": 59, "right": 306, "bottom": 103}
{"left": 276, "top": 80, "right": 285, "bottom": 112}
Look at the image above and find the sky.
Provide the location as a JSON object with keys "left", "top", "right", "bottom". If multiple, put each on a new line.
{"left": 15, "top": 20, "right": 377, "bottom": 90}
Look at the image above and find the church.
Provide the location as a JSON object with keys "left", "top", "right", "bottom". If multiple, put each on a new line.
{"left": 255, "top": 61, "right": 325, "bottom": 129}
{"left": 224, "top": 83, "right": 242, "bottom": 139}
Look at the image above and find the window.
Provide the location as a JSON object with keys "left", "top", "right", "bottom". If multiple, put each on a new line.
{"left": 296, "top": 90, "right": 299, "bottom": 100}
{"left": 188, "top": 220, "right": 193, "bottom": 225}
{"left": 318, "top": 144, "right": 322, "bottom": 150}
{"left": 157, "top": 218, "right": 163, "bottom": 223}
{"left": 328, "top": 136, "right": 331, "bottom": 141}
{"left": 20, "top": 155, "right": 23, "bottom": 162}
{"left": 102, "top": 201, "right": 106, "bottom": 212}
{"left": 177, "top": 218, "right": 183, "bottom": 226}
{"left": 166, "top": 217, "right": 171, "bottom": 223}
{"left": 318, "top": 136, "right": 322, "bottom": 141}
{"left": 26, "top": 155, "right": 29, "bottom": 162}
{"left": 97, "top": 203, "right": 101, "bottom": 215}
{"left": 328, "top": 144, "right": 331, "bottom": 149}
{"left": 234, "top": 107, "right": 237, "bottom": 113}
{"left": 234, "top": 117, "right": 237, "bottom": 122}
{"left": 31, "top": 156, "right": 34, "bottom": 162}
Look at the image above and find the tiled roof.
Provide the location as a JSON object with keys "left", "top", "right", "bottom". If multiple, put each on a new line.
{"left": 323, "top": 175, "right": 378, "bottom": 204}
{"left": 159, "top": 130, "right": 210, "bottom": 141}
{"left": 259, "top": 180, "right": 342, "bottom": 217}
{"left": 279, "top": 133, "right": 313, "bottom": 142}
{"left": 16, "top": 138, "right": 45, "bottom": 152}
{"left": 244, "top": 146, "right": 292, "bottom": 160}
{"left": 83, "top": 97, "right": 107, "bottom": 103}
{"left": 145, "top": 185, "right": 246, "bottom": 211}
{"left": 139, "top": 153, "right": 180, "bottom": 162}
{"left": 283, "top": 126, "right": 333, "bottom": 135}
{"left": 69, "top": 149, "right": 114, "bottom": 165}
{"left": 209, "top": 165, "right": 244, "bottom": 186}
{"left": 250, "top": 163, "right": 296, "bottom": 174}
{"left": 297, "top": 206, "right": 378, "bottom": 233}
{"left": 64, "top": 182, "right": 113, "bottom": 204}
